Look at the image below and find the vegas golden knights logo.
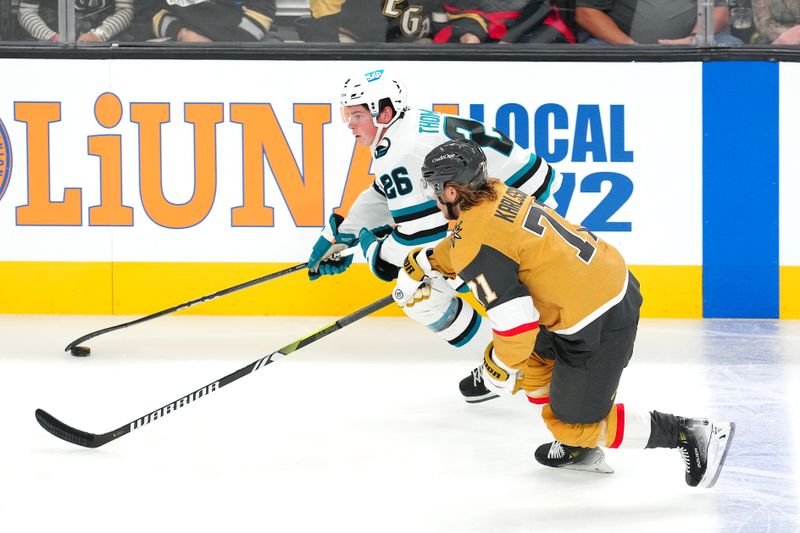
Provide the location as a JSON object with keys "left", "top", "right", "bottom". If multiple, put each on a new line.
{"left": 449, "top": 221, "right": 463, "bottom": 247}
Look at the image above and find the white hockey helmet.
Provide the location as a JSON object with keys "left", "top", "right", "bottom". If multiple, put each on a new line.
{"left": 340, "top": 68, "right": 408, "bottom": 131}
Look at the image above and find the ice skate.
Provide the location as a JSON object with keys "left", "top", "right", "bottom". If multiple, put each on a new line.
{"left": 534, "top": 441, "right": 614, "bottom": 474}
{"left": 459, "top": 366, "right": 499, "bottom": 403}
{"left": 678, "top": 418, "right": 735, "bottom": 488}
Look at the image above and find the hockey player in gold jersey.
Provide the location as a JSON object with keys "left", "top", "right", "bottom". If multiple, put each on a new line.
{"left": 392, "top": 138, "right": 735, "bottom": 487}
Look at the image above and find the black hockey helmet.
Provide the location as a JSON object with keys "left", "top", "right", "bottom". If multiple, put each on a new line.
{"left": 421, "top": 139, "right": 488, "bottom": 200}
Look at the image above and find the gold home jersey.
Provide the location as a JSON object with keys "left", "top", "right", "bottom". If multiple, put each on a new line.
{"left": 310, "top": 0, "right": 432, "bottom": 42}
{"left": 429, "top": 181, "right": 630, "bottom": 367}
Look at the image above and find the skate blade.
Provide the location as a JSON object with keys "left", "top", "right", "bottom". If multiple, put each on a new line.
{"left": 700, "top": 421, "right": 735, "bottom": 488}
{"left": 464, "top": 394, "right": 500, "bottom": 404}
{"left": 562, "top": 461, "right": 615, "bottom": 474}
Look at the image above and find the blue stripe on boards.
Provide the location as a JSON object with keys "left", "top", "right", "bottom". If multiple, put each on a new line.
{"left": 702, "top": 62, "right": 779, "bottom": 318}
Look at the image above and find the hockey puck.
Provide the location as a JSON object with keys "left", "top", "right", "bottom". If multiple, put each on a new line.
{"left": 70, "top": 346, "right": 91, "bottom": 357}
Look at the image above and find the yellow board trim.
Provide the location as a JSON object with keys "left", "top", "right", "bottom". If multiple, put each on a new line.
{"left": 111, "top": 262, "right": 401, "bottom": 317}
{"left": 0, "top": 261, "right": 112, "bottom": 314}
{"left": 781, "top": 266, "right": 800, "bottom": 319}
{"left": 0, "top": 261, "right": 704, "bottom": 318}
{"left": 628, "top": 265, "right": 703, "bottom": 318}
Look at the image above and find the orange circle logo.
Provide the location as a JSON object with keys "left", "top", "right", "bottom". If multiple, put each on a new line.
{"left": 0, "top": 118, "right": 11, "bottom": 202}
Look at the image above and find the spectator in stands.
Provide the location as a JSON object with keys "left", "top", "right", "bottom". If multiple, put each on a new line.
{"left": 432, "top": 0, "right": 575, "bottom": 43}
{"left": 152, "top": 0, "right": 276, "bottom": 42}
{"left": 295, "top": 0, "right": 434, "bottom": 42}
{"left": 18, "top": 0, "right": 134, "bottom": 42}
{"left": 575, "top": 0, "right": 741, "bottom": 45}
{"left": 752, "top": 0, "right": 800, "bottom": 44}
{"left": 125, "top": 0, "right": 163, "bottom": 40}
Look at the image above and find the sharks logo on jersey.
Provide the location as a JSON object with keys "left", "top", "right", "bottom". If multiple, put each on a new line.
{"left": 375, "top": 137, "right": 391, "bottom": 159}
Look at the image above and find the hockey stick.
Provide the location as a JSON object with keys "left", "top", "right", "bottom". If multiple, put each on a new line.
{"left": 38, "top": 294, "right": 395, "bottom": 448}
{"left": 63, "top": 223, "right": 392, "bottom": 357}
{"left": 64, "top": 262, "right": 310, "bottom": 356}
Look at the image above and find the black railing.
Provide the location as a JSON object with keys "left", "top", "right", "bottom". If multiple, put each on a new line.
{"left": 0, "top": 41, "right": 799, "bottom": 63}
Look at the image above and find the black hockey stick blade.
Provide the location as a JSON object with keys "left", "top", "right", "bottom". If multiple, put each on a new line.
{"left": 40, "top": 294, "right": 394, "bottom": 448}
{"left": 35, "top": 409, "right": 115, "bottom": 448}
{"left": 64, "top": 262, "right": 309, "bottom": 354}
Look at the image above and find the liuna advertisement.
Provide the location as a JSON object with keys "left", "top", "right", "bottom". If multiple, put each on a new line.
{"left": 0, "top": 59, "right": 719, "bottom": 317}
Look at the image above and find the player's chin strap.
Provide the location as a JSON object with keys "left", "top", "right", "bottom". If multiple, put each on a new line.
{"left": 369, "top": 109, "right": 407, "bottom": 151}
{"left": 435, "top": 192, "right": 459, "bottom": 220}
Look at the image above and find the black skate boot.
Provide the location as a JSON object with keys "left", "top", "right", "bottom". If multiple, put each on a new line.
{"left": 534, "top": 441, "right": 614, "bottom": 474}
{"left": 678, "top": 417, "right": 735, "bottom": 488}
{"left": 459, "top": 366, "right": 499, "bottom": 403}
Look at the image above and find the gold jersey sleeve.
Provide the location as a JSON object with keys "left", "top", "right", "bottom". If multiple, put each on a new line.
{"left": 429, "top": 234, "right": 457, "bottom": 279}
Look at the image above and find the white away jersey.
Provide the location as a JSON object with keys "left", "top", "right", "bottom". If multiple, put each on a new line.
{"left": 339, "top": 108, "right": 563, "bottom": 269}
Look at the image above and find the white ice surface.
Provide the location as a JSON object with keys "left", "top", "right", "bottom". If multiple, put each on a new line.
{"left": 1, "top": 315, "right": 798, "bottom": 533}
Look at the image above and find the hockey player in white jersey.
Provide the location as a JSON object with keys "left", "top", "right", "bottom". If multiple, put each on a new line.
{"left": 307, "top": 68, "right": 563, "bottom": 402}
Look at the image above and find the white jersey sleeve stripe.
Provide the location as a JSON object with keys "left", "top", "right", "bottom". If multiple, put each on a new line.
{"left": 486, "top": 295, "right": 541, "bottom": 333}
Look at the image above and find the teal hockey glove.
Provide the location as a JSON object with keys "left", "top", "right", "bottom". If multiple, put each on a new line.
{"left": 308, "top": 214, "right": 357, "bottom": 281}
{"left": 358, "top": 225, "right": 398, "bottom": 282}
